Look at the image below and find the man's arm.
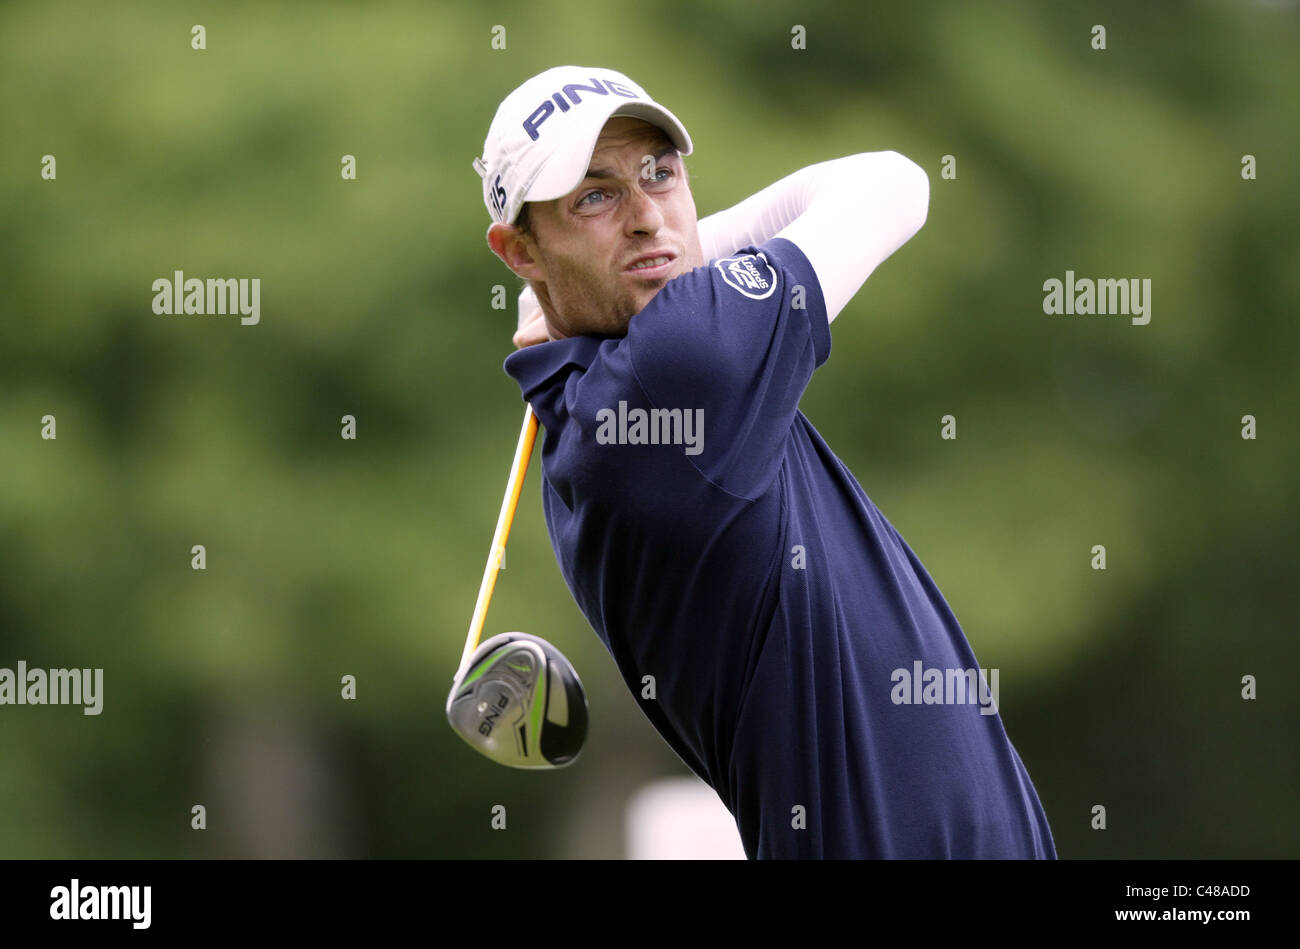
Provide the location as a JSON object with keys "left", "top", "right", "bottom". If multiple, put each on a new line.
{"left": 514, "top": 151, "right": 928, "bottom": 342}
{"left": 697, "top": 151, "right": 929, "bottom": 322}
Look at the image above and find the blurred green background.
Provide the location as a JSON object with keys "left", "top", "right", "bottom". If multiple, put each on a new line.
{"left": 1, "top": 0, "right": 1296, "bottom": 858}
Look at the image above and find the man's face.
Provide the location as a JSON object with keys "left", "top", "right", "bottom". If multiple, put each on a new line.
{"left": 490, "top": 116, "right": 705, "bottom": 339}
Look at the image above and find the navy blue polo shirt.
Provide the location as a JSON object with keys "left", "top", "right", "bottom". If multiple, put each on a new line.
{"left": 504, "top": 237, "right": 1056, "bottom": 859}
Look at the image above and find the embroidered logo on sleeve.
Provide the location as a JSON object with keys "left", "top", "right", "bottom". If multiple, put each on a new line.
{"left": 714, "top": 252, "right": 778, "bottom": 300}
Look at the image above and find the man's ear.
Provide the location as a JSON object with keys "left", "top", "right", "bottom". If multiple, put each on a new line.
{"left": 488, "top": 222, "right": 542, "bottom": 281}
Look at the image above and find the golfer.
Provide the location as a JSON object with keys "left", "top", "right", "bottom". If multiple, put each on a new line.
{"left": 474, "top": 65, "right": 1056, "bottom": 859}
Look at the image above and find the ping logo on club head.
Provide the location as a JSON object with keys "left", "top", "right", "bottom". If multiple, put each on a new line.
{"left": 715, "top": 252, "right": 777, "bottom": 300}
{"left": 478, "top": 691, "right": 511, "bottom": 736}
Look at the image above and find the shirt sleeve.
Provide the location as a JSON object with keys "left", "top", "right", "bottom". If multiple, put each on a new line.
{"left": 622, "top": 236, "right": 829, "bottom": 500}
{"left": 697, "top": 152, "right": 929, "bottom": 323}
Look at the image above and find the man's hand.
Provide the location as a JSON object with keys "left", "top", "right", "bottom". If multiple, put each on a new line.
{"left": 513, "top": 284, "right": 551, "bottom": 348}
{"left": 514, "top": 306, "right": 549, "bottom": 348}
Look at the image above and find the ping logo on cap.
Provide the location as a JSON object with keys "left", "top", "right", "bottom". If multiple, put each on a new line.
{"left": 523, "top": 76, "right": 641, "bottom": 141}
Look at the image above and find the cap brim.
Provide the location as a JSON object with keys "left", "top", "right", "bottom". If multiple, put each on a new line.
{"left": 522, "top": 100, "right": 693, "bottom": 206}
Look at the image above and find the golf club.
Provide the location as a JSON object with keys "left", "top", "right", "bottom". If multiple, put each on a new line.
{"left": 445, "top": 404, "right": 588, "bottom": 768}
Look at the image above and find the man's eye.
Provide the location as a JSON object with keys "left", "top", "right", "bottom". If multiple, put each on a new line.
{"left": 578, "top": 190, "right": 606, "bottom": 207}
{"left": 652, "top": 167, "right": 674, "bottom": 182}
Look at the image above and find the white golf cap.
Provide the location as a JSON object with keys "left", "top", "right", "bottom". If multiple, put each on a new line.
{"left": 473, "top": 65, "right": 693, "bottom": 228}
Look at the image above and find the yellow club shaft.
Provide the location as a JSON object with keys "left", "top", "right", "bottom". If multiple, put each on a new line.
{"left": 456, "top": 404, "right": 540, "bottom": 679}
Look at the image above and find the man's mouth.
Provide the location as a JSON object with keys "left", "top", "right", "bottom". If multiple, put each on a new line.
{"left": 624, "top": 253, "right": 675, "bottom": 277}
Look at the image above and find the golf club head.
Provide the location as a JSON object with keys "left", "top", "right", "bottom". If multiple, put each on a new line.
{"left": 446, "top": 632, "right": 588, "bottom": 769}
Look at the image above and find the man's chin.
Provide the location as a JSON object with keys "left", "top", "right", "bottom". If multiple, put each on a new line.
{"left": 625, "top": 293, "right": 662, "bottom": 323}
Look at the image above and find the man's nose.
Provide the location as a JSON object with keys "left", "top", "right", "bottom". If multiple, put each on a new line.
{"left": 624, "top": 182, "right": 664, "bottom": 234}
